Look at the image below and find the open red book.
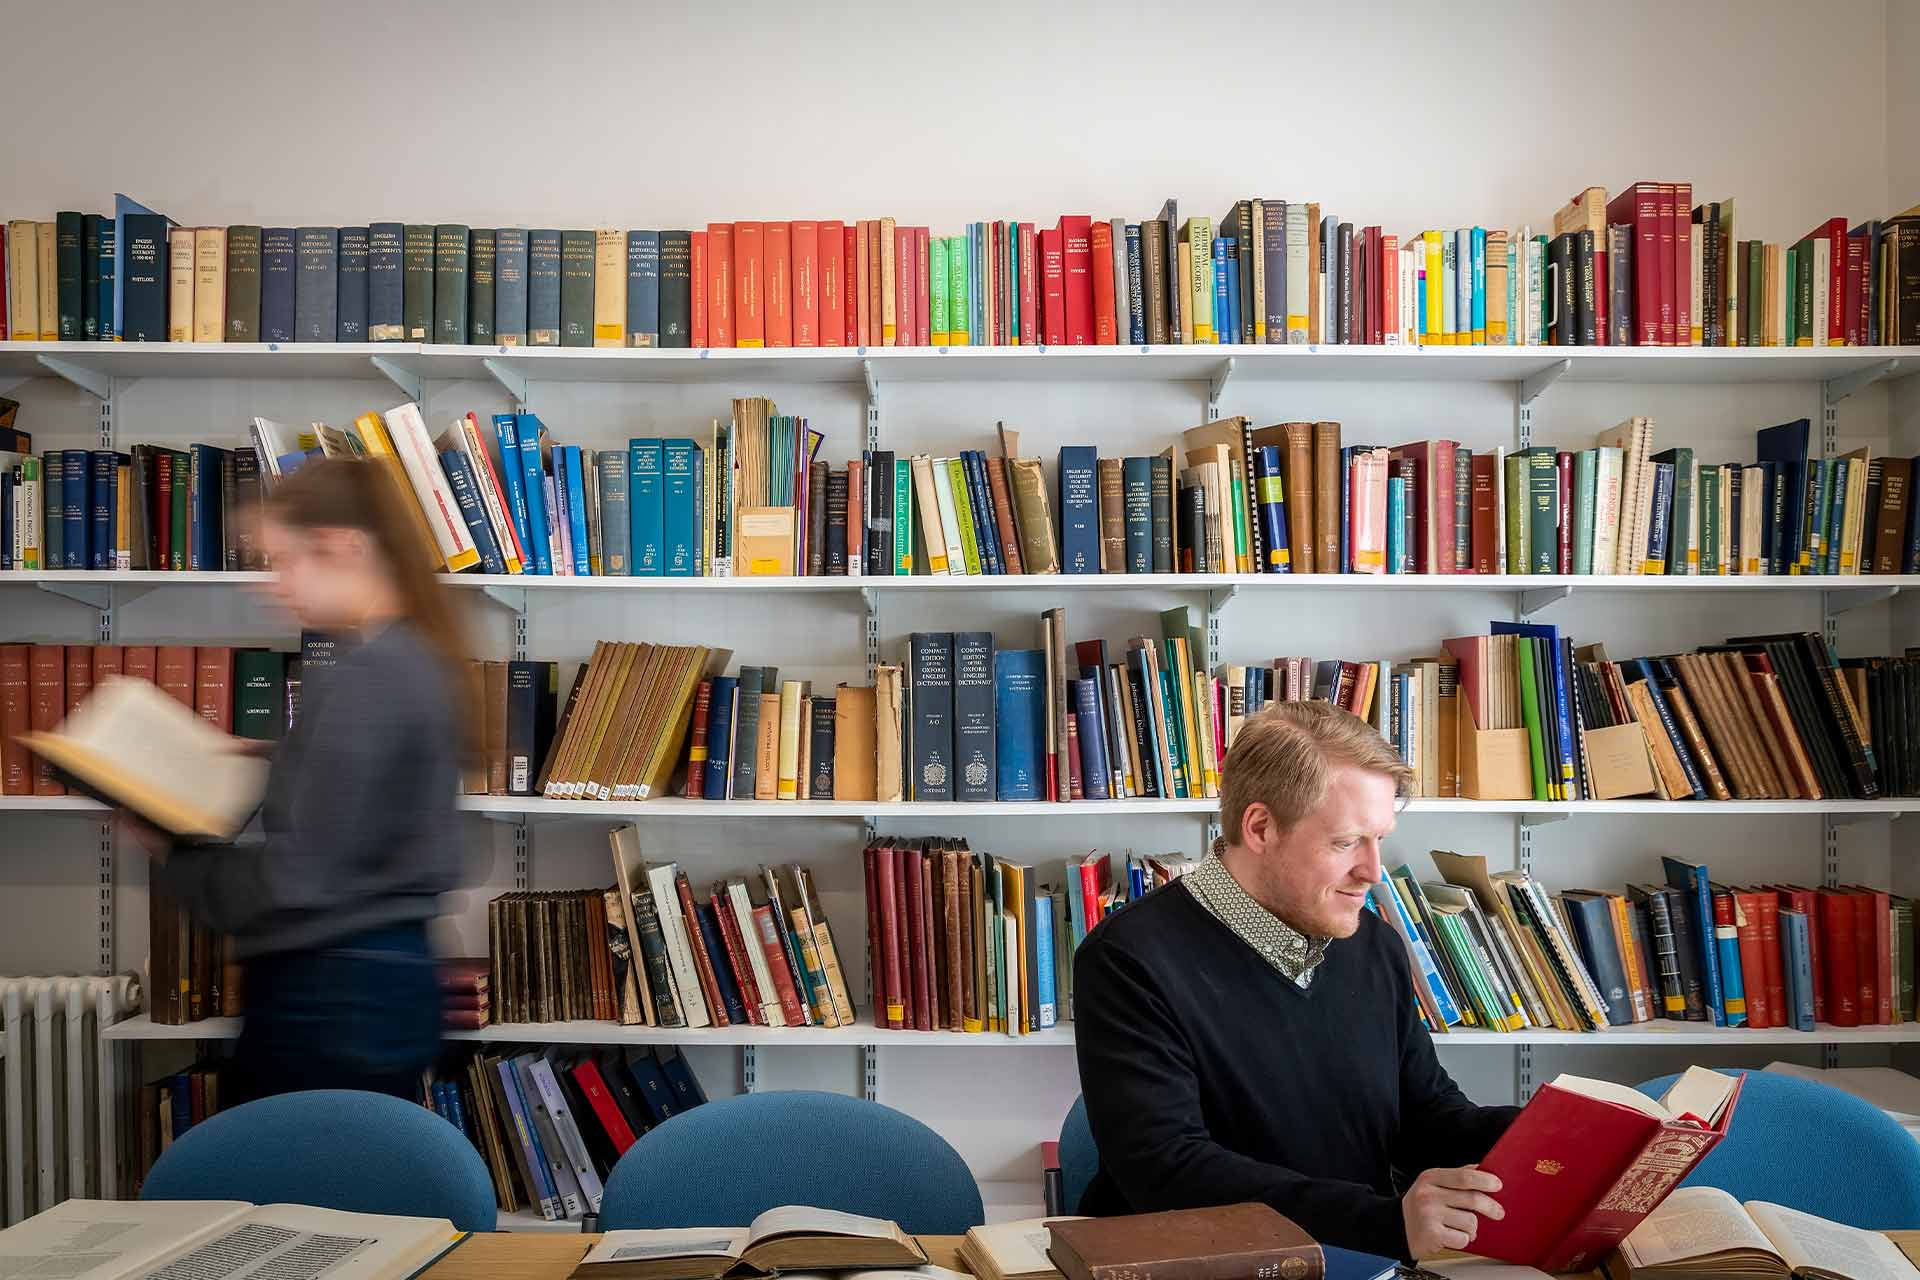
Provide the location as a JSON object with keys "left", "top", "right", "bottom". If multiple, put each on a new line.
{"left": 1467, "top": 1066, "right": 1743, "bottom": 1273}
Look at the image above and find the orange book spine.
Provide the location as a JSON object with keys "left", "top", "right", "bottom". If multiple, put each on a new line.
{"left": 690, "top": 229, "right": 708, "bottom": 348}
{"left": 869, "top": 220, "right": 885, "bottom": 346}
{"left": 732, "top": 222, "right": 764, "bottom": 347}
{"left": 841, "top": 224, "right": 858, "bottom": 346}
{"left": 28, "top": 645, "right": 65, "bottom": 795}
{"left": 893, "top": 223, "right": 912, "bottom": 349}
{"left": 854, "top": 221, "right": 871, "bottom": 348}
{"left": 764, "top": 221, "right": 792, "bottom": 348}
{"left": 792, "top": 220, "right": 819, "bottom": 347}
{"left": 706, "top": 223, "right": 735, "bottom": 348}
{"left": 819, "top": 220, "right": 844, "bottom": 348}
{"left": 1090, "top": 220, "right": 1117, "bottom": 344}
{"left": 64, "top": 644, "right": 93, "bottom": 718}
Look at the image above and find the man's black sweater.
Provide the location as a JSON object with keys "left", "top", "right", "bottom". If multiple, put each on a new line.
{"left": 1074, "top": 879, "right": 1519, "bottom": 1259}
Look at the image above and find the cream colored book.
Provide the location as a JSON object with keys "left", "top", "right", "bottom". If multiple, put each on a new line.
{"left": 957, "top": 1217, "right": 1085, "bottom": 1280}
{"left": 192, "top": 226, "right": 226, "bottom": 342}
{"left": 1839, "top": 447, "right": 1871, "bottom": 573}
{"left": 776, "top": 679, "right": 810, "bottom": 800}
{"left": 606, "top": 824, "right": 657, "bottom": 1025}
{"left": 0, "top": 1198, "right": 461, "bottom": 1280}
{"left": 644, "top": 861, "right": 711, "bottom": 1029}
{"left": 573, "top": 1207, "right": 927, "bottom": 1280}
{"left": 37, "top": 221, "right": 57, "bottom": 341}
{"left": 1812, "top": 236, "right": 1832, "bottom": 350}
{"left": 1617, "top": 1186, "right": 1913, "bottom": 1280}
{"left": 879, "top": 216, "right": 897, "bottom": 345}
{"left": 166, "top": 227, "right": 195, "bottom": 341}
{"left": 594, "top": 227, "right": 627, "bottom": 347}
{"left": 875, "top": 663, "right": 905, "bottom": 802}
{"left": 7, "top": 220, "right": 40, "bottom": 338}
{"left": 909, "top": 455, "right": 949, "bottom": 573}
{"left": 929, "top": 458, "right": 969, "bottom": 576}
{"left": 726, "top": 878, "right": 785, "bottom": 1025}
{"left": 20, "top": 677, "right": 269, "bottom": 838}
{"left": 381, "top": 401, "right": 481, "bottom": 572}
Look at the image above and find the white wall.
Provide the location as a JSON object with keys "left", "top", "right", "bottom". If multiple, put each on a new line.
{"left": 2, "top": 0, "right": 1913, "bottom": 1222}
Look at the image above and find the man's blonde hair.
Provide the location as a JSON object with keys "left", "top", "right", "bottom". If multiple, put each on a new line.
{"left": 1219, "top": 701, "right": 1413, "bottom": 845}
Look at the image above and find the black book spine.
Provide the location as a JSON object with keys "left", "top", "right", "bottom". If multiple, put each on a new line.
{"left": 1150, "top": 455, "right": 1174, "bottom": 573}
{"left": 630, "top": 890, "right": 683, "bottom": 1028}
{"left": 824, "top": 468, "right": 848, "bottom": 575}
{"left": 1574, "top": 229, "right": 1598, "bottom": 346}
{"left": 434, "top": 224, "right": 470, "bottom": 345}
{"left": 808, "top": 696, "right": 837, "bottom": 800}
{"left": 468, "top": 229, "right": 496, "bottom": 344}
{"left": 657, "top": 231, "right": 691, "bottom": 348}
{"left": 402, "top": 223, "right": 435, "bottom": 340}
{"left": 1548, "top": 233, "right": 1574, "bottom": 346}
{"left": 55, "top": 211, "right": 84, "bottom": 340}
{"left": 120, "top": 214, "right": 170, "bottom": 342}
{"left": 953, "top": 631, "right": 995, "bottom": 802}
{"left": 81, "top": 213, "right": 102, "bottom": 339}
{"left": 336, "top": 226, "right": 369, "bottom": 342}
{"left": 505, "top": 660, "right": 539, "bottom": 795}
{"left": 908, "top": 631, "right": 955, "bottom": 801}
{"left": 1177, "top": 481, "right": 1206, "bottom": 572}
{"left": 867, "top": 450, "right": 895, "bottom": 576}
{"left": 1661, "top": 886, "right": 1709, "bottom": 1020}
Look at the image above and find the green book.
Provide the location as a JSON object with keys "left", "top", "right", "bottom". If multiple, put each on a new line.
{"left": 1698, "top": 464, "right": 1721, "bottom": 573}
{"left": 1430, "top": 911, "right": 1496, "bottom": 1030}
{"left": 170, "top": 449, "right": 190, "bottom": 571}
{"left": 948, "top": 236, "right": 969, "bottom": 346}
{"left": 929, "top": 237, "right": 950, "bottom": 343}
{"left": 1525, "top": 447, "right": 1558, "bottom": 574}
{"left": 1514, "top": 634, "right": 1550, "bottom": 802}
{"left": 433, "top": 224, "right": 469, "bottom": 345}
{"left": 1230, "top": 473, "right": 1249, "bottom": 572}
{"left": 233, "top": 650, "right": 287, "bottom": 740}
{"left": 401, "top": 224, "right": 435, "bottom": 340}
{"left": 1651, "top": 447, "right": 1694, "bottom": 574}
{"left": 1747, "top": 241, "right": 1765, "bottom": 347}
{"left": 1794, "top": 240, "right": 1815, "bottom": 346}
{"left": 1571, "top": 449, "right": 1597, "bottom": 575}
{"left": 893, "top": 458, "right": 913, "bottom": 574}
{"left": 945, "top": 457, "right": 983, "bottom": 576}
{"left": 1504, "top": 452, "right": 1528, "bottom": 575}
{"left": 559, "top": 230, "right": 595, "bottom": 348}
{"left": 1158, "top": 654, "right": 1190, "bottom": 799}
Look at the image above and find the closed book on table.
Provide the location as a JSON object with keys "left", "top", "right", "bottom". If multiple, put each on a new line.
{"left": 1046, "top": 1203, "right": 1322, "bottom": 1280}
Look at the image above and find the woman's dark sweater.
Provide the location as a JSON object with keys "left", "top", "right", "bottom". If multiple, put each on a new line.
{"left": 1073, "top": 880, "right": 1519, "bottom": 1259}
{"left": 157, "top": 622, "right": 463, "bottom": 957}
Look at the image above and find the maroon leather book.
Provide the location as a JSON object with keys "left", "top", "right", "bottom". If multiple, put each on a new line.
{"left": 863, "top": 844, "right": 886, "bottom": 1029}
{"left": 711, "top": 887, "right": 764, "bottom": 1026}
{"left": 903, "top": 845, "right": 930, "bottom": 1031}
{"left": 1048, "top": 1203, "right": 1322, "bottom": 1280}
{"left": 1059, "top": 216, "right": 1093, "bottom": 346}
{"left": 1817, "top": 888, "right": 1860, "bottom": 1026}
{"left": 65, "top": 644, "right": 93, "bottom": 718}
{"left": 0, "top": 645, "right": 28, "bottom": 796}
{"left": 1605, "top": 182, "right": 1663, "bottom": 345}
{"left": 1040, "top": 229, "right": 1067, "bottom": 346}
{"left": 682, "top": 678, "right": 711, "bottom": 798}
{"left": 29, "top": 645, "right": 65, "bottom": 795}
{"left": 1019, "top": 223, "right": 1038, "bottom": 347}
{"left": 1557, "top": 451, "right": 1575, "bottom": 573}
{"left": 884, "top": 844, "right": 910, "bottom": 1029}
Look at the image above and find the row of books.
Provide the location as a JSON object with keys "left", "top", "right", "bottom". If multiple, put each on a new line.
{"left": 132, "top": 1061, "right": 222, "bottom": 1192}
{"left": 0, "top": 642, "right": 302, "bottom": 797}
{"left": 146, "top": 877, "right": 238, "bottom": 1026}
{"left": 1386, "top": 849, "right": 1913, "bottom": 1036}
{"left": 428, "top": 1044, "right": 708, "bottom": 1222}
{"left": 6, "top": 193, "right": 1917, "bottom": 348}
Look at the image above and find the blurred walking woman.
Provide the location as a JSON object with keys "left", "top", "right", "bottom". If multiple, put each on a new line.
{"left": 152, "top": 458, "right": 465, "bottom": 1103}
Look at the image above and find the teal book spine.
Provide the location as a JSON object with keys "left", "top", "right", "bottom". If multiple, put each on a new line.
{"left": 629, "top": 438, "right": 664, "bottom": 576}
{"left": 1470, "top": 226, "right": 1486, "bottom": 342}
{"left": 563, "top": 446, "right": 590, "bottom": 574}
{"left": 661, "top": 438, "right": 696, "bottom": 576}
{"left": 526, "top": 230, "right": 562, "bottom": 345}
{"left": 513, "top": 414, "right": 552, "bottom": 576}
{"left": 894, "top": 458, "right": 913, "bottom": 573}
{"left": 1386, "top": 475, "right": 1406, "bottom": 572}
{"left": 1571, "top": 449, "right": 1597, "bottom": 575}
{"left": 1824, "top": 460, "right": 1847, "bottom": 575}
{"left": 1033, "top": 887, "right": 1057, "bottom": 1028}
{"left": 597, "top": 450, "right": 629, "bottom": 575}
{"left": 81, "top": 214, "right": 103, "bottom": 340}
{"left": 366, "top": 222, "right": 404, "bottom": 341}
{"left": 490, "top": 415, "right": 533, "bottom": 559}
{"left": 1122, "top": 456, "right": 1153, "bottom": 573}
{"left": 494, "top": 228, "right": 529, "bottom": 345}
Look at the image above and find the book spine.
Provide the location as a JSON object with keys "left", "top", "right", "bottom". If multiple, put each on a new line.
{"left": 295, "top": 227, "right": 339, "bottom": 342}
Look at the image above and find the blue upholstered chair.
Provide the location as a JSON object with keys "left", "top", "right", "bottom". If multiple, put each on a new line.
{"left": 599, "top": 1090, "right": 983, "bottom": 1234}
{"left": 1638, "top": 1070, "right": 1920, "bottom": 1229}
{"left": 140, "top": 1088, "right": 497, "bottom": 1231}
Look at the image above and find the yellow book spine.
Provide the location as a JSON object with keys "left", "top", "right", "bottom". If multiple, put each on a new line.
{"left": 1423, "top": 231, "right": 1443, "bottom": 341}
{"left": 593, "top": 228, "right": 626, "bottom": 347}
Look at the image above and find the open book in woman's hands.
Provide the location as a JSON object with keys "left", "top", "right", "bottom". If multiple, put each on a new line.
{"left": 20, "top": 676, "right": 270, "bottom": 838}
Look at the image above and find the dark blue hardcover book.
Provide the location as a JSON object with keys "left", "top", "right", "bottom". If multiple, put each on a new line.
{"left": 494, "top": 228, "right": 529, "bottom": 345}
{"left": 1825, "top": 459, "right": 1848, "bottom": 576}
{"left": 513, "top": 414, "right": 553, "bottom": 576}
{"left": 467, "top": 229, "right": 495, "bottom": 344}
{"left": 188, "top": 444, "right": 225, "bottom": 571}
{"left": 88, "top": 449, "right": 114, "bottom": 570}
{"left": 1561, "top": 893, "right": 1630, "bottom": 1026}
{"left": 1783, "top": 908, "right": 1816, "bottom": 1031}
{"left": 1759, "top": 459, "right": 1785, "bottom": 575}
{"left": 440, "top": 448, "right": 504, "bottom": 574}
{"left": 702, "top": 675, "right": 738, "bottom": 799}
{"left": 960, "top": 451, "right": 998, "bottom": 574}
{"left": 294, "top": 227, "right": 338, "bottom": 342}
{"left": 336, "top": 226, "right": 369, "bottom": 341}
{"left": 629, "top": 438, "right": 664, "bottom": 575}
{"left": 693, "top": 905, "right": 748, "bottom": 1025}
{"left": 1123, "top": 661, "right": 1161, "bottom": 797}
{"left": 434, "top": 224, "right": 470, "bottom": 344}
{"left": 1645, "top": 461, "right": 1674, "bottom": 572}
{"left": 622, "top": 1050, "right": 677, "bottom": 1123}
{"left": 1662, "top": 856, "right": 1726, "bottom": 1028}
{"left": 658, "top": 231, "right": 691, "bottom": 348}
{"left": 1122, "top": 456, "right": 1152, "bottom": 573}
{"left": 1071, "top": 676, "right": 1112, "bottom": 800}
{"left": 1756, "top": 419, "right": 1810, "bottom": 571}
{"left": 908, "top": 632, "right": 955, "bottom": 801}
{"left": 367, "top": 222, "right": 405, "bottom": 341}
{"left": 809, "top": 695, "right": 837, "bottom": 799}
{"left": 1057, "top": 445, "right": 1099, "bottom": 573}
{"left": 597, "top": 449, "right": 630, "bottom": 575}
{"left": 954, "top": 631, "right": 996, "bottom": 801}
{"left": 1125, "top": 223, "right": 1146, "bottom": 344}
{"left": 504, "top": 660, "right": 557, "bottom": 795}
{"left": 95, "top": 219, "right": 116, "bottom": 340}
{"left": 53, "top": 212, "right": 83, "bottom": 339}
{"left": 259, "top": 227, "right": 297, "bottom": 343}
{"left": 170, "top": 1075, "right": 192, "bottom": 1139}
{"left": 1253, "top": 444, "right": 1289, "bottom": 572}
{"left": 661, "top": 439, "right": 696, "bottom": 576}
{"left": 527, "top": 230, "right": 562, "bottom": 346}
{"left": 563, "top": 447, "right": 590, "bottom": 575}
{"left": 119, "top": 213, "right": 170, "bottom": 341}
{"left": 81, "top": 213, "right": 104, "bottom": 339}
{"left": 653, "top": 1046, "right": 707, "bottom": 1108}
{"left": 625, "top": 231, "right": 660, "bottom": 346}
{"left": 42, "top": 451, "right": 64, "bottom": 569}
{"left": 993, "top": 648, "right": 1045, "bottom": 800}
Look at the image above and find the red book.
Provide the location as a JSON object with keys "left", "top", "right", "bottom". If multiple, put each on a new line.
{"left": 791, "top": 221, "right": 818, "bottom": 347}
{"left": 154, "top": 450, "right": 174, "bottom": 569}
{"left": 749, "top": 902, "right": 807, "bottom": 1027}
{"left": 1018, "top": 223, "right": 1038, "bottom": 346}
{"left": 819, "top": 220, "right": 844, "bottom": 348}
{"left": 1470, "top": 452, "right": 1498, "bottom": 573}
{"left": 704, "top": 223, "right": 733, "bottom": 349}
{"left": 1556, "top": 451, "right": 1574, "bottom": 573}
{"left": 732, "top": 222, "right": 765, "bottom": 348}
{"left": 881, "top": 844, "right": 908, "bottom": 1028}
{"left": 690, "top": 230, "right": 708, "bottom": 348}
{"left": 1381, "top": 232, "right": 1400, "bottom": 345}
{"left": 0, "top": 645, "right": 27, "bottom": 796}
{"left": 1040, "top": 229, "right": 1066, "bottom": 346}
{"left": 902, "top": 846, "right": 930, "bottom": 1031}
{"left": 1847, "top": 885, "right": 1892, "bottom": 1025}
{"left": 123, "top": 646, "right": 156, "bottom": 684}
{"left": 1731, "top": 891, "right": 1770, "bottom": 1028}
{"left": 893, "top": 223, "right": 912, "bottom": 350}
{"left": 1805, "top": 217, "right": 1848, "bottom": 344}
{"left": 868, "top": 221, "right": 883, "bottom": 347}
{"left": 1844, "top": 235, "right": 1865, "bottom": 347}
{"left": 863, "top": 844, "right": 885, "bottom": 1029}
{"left": 1672, "top": 182, "right": 1692, "bottom": 345}
{"left": 92, "top": 645, "right": 122, "bottom": 683}
{"left": 0, "top": 231, "right": 6, "bottom": 339}
{"left": 842, "top": 224, "right": 858, "bottom": 347}
{"left": 569, "top": 1057, "right": 638, "bottom": 1154}
{"left": 193, "top": 646, "right": 232, "bottom": 731}
{"left": 28, "top": 645, "right": 65, "bottom": 795}
{"left": 1472, "top": 1069, "right": 1741, "bottom": 1273}
{"left": 853, "top": 221, "right": 871, "bottom": 349}
{"left": 682, "top": 678, "right": 711, "bottom": 798}
{"left": 915, "top": 227, "right": 930, "bottom": 347}
{"left": 1065, "top": 712, "right": 1084, "bottom": 799}
{"left": 1089, "top": 221, "right": 1117, "bottom": 345}
{"left": 1771, "top": 885, "right": 1823, "bottom": 1021}
{"left": 64, "top": 644, "right": 93, "bottom": 718}
{"left": 1076, "top": 854, "right": 1107, "bottom": 930}
{"left": 1605, "top": 183, "right": 1663, "bottom": 346}
{"left": 1388, "top": 440, "right": 1448, "bottom": 573}
{"left": 673, "top": 872, "right": 728, "bottom": 1026}
{"left": 762, "top": 222, "right": 791, "bottom": 349}
{"left": 846, "top": 457, "right": 863, "bottom": 572}
{"left": 1817, "top": 888, "right": 1860, "bottom": 1026}
{"left": 1058, "top": 215, "right": 1093, "bottom": 345}
{"left": 442, "top": 1008, "right": 489, "bottom": 1030}
{"left": 710, "top": 888, "right": 764, "bottom": 1026}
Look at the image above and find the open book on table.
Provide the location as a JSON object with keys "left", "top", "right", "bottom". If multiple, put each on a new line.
{"left": 570, "top": 1205, "right": 929, "bottom": 1280}
{"left": 1613, "top": 1187, "right": 1918, "bottom": 1280}
{"left": 0, "top": 1198, "right": 464, "bottom": 1280}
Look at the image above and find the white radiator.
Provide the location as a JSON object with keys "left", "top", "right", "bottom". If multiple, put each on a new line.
{"left": 0, "top": 974, "right": 141, "bottom": 1226}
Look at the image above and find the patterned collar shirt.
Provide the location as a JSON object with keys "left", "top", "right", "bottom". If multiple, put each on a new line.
{"left": 1181, "top": 842, "right": 1330, "bottom": 988}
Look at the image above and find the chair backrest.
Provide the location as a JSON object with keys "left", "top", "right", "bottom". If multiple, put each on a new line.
{"left": 1058, "top": 1097, "right": 1098, "bottom": 1216}
{"left": 1638, "top": 1071, "right": 1920, "bottom": 1229}
{"left": 599, "top": 1090, "right": 983, "bottom": 1235}
{"left": 140, "top": 1088, "right": 497, "bottom": 1231}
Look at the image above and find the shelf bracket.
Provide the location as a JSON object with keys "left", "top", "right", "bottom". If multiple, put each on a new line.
{"left": 862, "top": 358, "right": 880, "bottom": 411}
{"left": 742, "top": 1046, "right": 758, "bottom": 1093}
{"left": 35, "top": 581, "right": 115, "bottom": 610}
{"left": 1206, "top": 584, "right": 1240, "bottom": 614}
{"left": 369, "top": 355, "right": 424, "bottom": 404}
{"left": 1518, "top": 586, "right": 1572, "bottom": 617}
{"left": 1824, "top": 584, "right": 1900, "bottom": 614}
{"left": 1829, "top": 808, "right": 1901, "bottom": 828}
{"left": 478, "top": 585, "right": 529, "bottom": 613}
{"left": 1206, "top": 357, "right": 1235, "bottom": 418}
{"left": 1519, "top": 811, "right": 1569, "bottom": 829}
{"left": 1824, "top": 359, "right": 1901, "bottom": 406}
{"left": 481, "top": 357, "right": 529, "bottom": 406}
{"left": 1519, "top": 358, "right": 1571, "bottom": 407}
{"left": 35, "top": 355, "right": 112, "bottom": 401}
{"left": 861, "top": 587, "right": 880, "bottom": 684}
{"left": 862, "top": 1046, "right": 879, "bottom": 1103}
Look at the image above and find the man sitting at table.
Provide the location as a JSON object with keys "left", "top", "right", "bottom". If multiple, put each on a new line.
{"left": 1073, "top": 701, "right": 1521, "bottom": 1261}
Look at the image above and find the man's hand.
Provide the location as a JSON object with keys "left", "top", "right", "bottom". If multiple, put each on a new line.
{"left": 1402, "top": 1164, "right": 1504, "bottom": 1259}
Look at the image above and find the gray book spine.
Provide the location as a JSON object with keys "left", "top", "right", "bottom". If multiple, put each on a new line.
{"left": 527, "top": 230, "right": 561, "bottom": 346}
{"left": 366, "top": 222, "right": 404, "bottom": 341}
{"left": 1263, "top": 200, "right": 1287, "bottom": 343}
{"left": 597, "top": 450, "right": 629, "bottom": 575}
{"left": 729, "top": 667, "right": 766, "bottom": 800}
{"left": 434, "top": 224, "right": 470, "bottom": 344}
{"left": 468, "top": 229, "right": 496, "bottom": 343}
{"left": 494, "top": 228, "right": 529, "bottom": 345}
{"left": 336, "top": 226, "right": 368, "bottom": 341}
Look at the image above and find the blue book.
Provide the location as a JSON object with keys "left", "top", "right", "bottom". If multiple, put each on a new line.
{"left": 441, "top": 448, "right": 505, "bottom": 574}
{"left": 119, "top": 212, "right": 170, "bottom": 341}
{"left": 954, "top": 632, "right": 996, "bottom": 802}
{"left": 170, "top": 1075, "right": 192, "bottom": 1139}
{"left": 95, "top": 219, "right": 116, "bottom": 340}
{"left": 111, "top": 194, "right": 162, "bottom": 339}
{"left": 489, "top": 416, "right": 532, "bottom": 560}
{"left": 1662, "top": 856, "right": 1726, "bottom": 1029}
{"left": 562, "top": 447, "right": 590, "bottom": 575}
{"left": 494, "top": 228, "right": 529, "bottom": 345}
{"left": 908, "top": 632, "right": 955, "bottom": 801}
{"left": 187, "top": 445, "right": 223, "bottom": 572}
{"left": 1562, "top": 892, "right": 1632, "bottom": 1026}
{"left": 621, "top": 1051, "right": 677, "bottom": 1125}
{"left": 626, "top": 231, "right": 660, "bottom": 346}
{"left": 1252, "top": 445, "right": 1289, "bottom": 573}
{"left": 549, "top": 468, "right": 572, "bottom": 575}
{"left": 1711, "top": 890, "right": 1749, "bottom": 1027}
{"left": 653, "top": 1046, "right": 708, "bottom": 1108}
{"left": 1756, "top": 419, "right": 1810, "bottom": 570}
{"left": 729, "top": 668, "right": 767, "bottom": 801}
{"left": 294, "top": 227, "right": 338, "bottom": 341}
{"left": 513, "top": 414, "right": 553, "bottom": 576}
{"left": 629, "top": 439, "right": 665, "bottom": 575}
{"left": 1057, "top": 445, "right": 1099, "bottom": 573}
{"left": 693, "top": 905, "right": 748, "bottom": 1026}
{"left": 1375, "top": 880, "right": 1464, "bottom": 1027}
{"left": 959, "top": 451, "right": 997, "bottom": 574}
{"left": 1386, "top": 475, "right": 1407, "bottom": 572}
{"left": 1122, "top": 456, "right": 1153, "bottom": 573}
{"left": 42, "top": 452, "right": 64, "bottom": 569}
{"left": 366, "top": 223, "right": 405, "bottom": 341}
{"left": 596, "top": 450, "right": 630, "bottom": 575}
{"left": 1071, "top": 677, "right": 1112, "bottom": 800}
{"left": 1492, "top": 622, "right": 1576, "bottom": 801}
{"left": 259, "top": 228, "right": 297, "bottom": 342}
{"left": 66, "top": 452, "right": 93, "bottom": 568}
{"left": 1471, "top": 227, "right": 1487, "bottom": 340}
{"left": 336, "top": 227, "right": 369, "bottom": 341}
{"left": 1825, "top": 459, "right": 1848, "bottom": 575}
{"left": 527, "top": 230, "right": 563, "bottom": 345}
{"left": 702, "top": 676, "right": 739, "bottom": 799}
{"left": 661, "top": 439, "right": 697, "bottom": 576}
{"left": 1033, "top": 886, "right": 1057, "bottom": 1029}
{"left": 502, "top": 1059, "right": 564, "bottom": 1214}
{"left": 1339, "top": 445, "right": 1353, "bottom": 572}
{"left": 994, "top": 649, "right": 1046, "bottom": 801}
{"left": 1645, "top": 461, "right": 1674, "bottom": 572}
{"left": 1124, "top": 223, "right": 1146, "bottom": 344}
{"left": 1212, "top": 238, "right": 1231, "bottom": 342}
{"left": 1782, "top": 908, "right": 1816, "bottom": 1031}
{"left": 1226, "top": 245, "right": 1241, "bottom": 344}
